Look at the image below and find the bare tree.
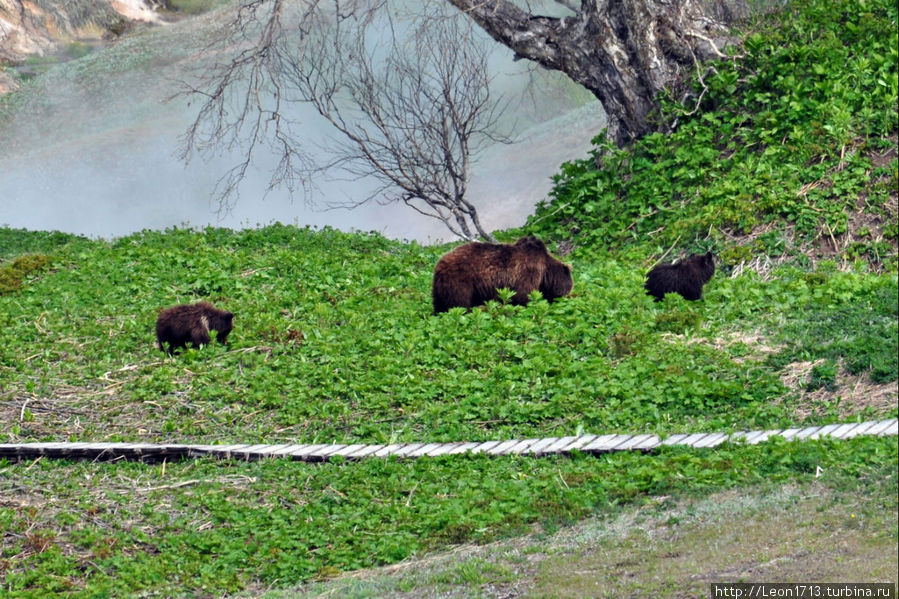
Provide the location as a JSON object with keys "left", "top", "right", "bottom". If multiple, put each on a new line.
{"left": 182, "top": 0, "right": 759, "bottom": 239}
{"left": 181, "top": 0, "right": 508, "bottom": 241}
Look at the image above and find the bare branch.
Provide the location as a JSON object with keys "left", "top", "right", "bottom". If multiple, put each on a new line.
{"left": 178, "top": 0, "right": 505, "bottom": 240}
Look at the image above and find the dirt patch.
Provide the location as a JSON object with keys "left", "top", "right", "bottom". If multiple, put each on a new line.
{"left": 661, "top": 329, "right": 783, "bottom": 363}
{"left": 720, "top": 135, "right": 898, "bottom": 276}
{"left": 778, "top": 359, "right": 898, "bottom": 420}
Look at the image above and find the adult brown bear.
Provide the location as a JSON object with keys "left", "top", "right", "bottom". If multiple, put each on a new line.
{"left": 155, "top": 301, "right": 234, "bottom": 354}
{"left": 644, "top": 251, "right": 715, "bottom": 301}
{"left": 432, "top": 235, "right": 573, "bottom": 314}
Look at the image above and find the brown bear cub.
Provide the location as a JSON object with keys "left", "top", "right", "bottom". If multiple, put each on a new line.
{"left": 644, "top": 251, "right": 715, "bottom": 302}
{"left": 155, "top": 301, "right": 234, "bottom": 354}
{"left": 432, "top": 234, "right": 573, "bottom": 314}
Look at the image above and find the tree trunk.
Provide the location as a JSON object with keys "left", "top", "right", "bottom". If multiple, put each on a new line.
{"left": 445, "top": 0, "right": 750, "bottom": 146}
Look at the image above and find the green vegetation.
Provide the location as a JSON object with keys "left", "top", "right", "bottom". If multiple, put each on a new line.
{"left": 1, "top": 438, "right": 895, "bottom": 597}
{"left": 277, "top": 463, "right": 899, "bottom": 598}
{"left": 527, "top": 0, "right": 898, "bottom": 266}
{"left": 163, "top": 0, "right": 232, "bottom": 14}
{"left": 0, "top": 0, "right": 896, "bottom": 596}
{"left": 0, "top": 225, "right": 893, "bottom": 446}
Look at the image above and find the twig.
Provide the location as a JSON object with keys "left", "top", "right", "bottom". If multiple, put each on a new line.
{"left": 137, "top": 479, "right": 203, "bottom": 493}
{"left": 649, "top": 234, "right": 683, "bottom": 269}
{"left": 23, "top": 456, "right": 43, "bottom": 473}
{"left": 405, "top": 481, "right": 419, "bottom": 507}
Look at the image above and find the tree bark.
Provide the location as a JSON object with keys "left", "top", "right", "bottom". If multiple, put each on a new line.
{"left": 444, "top": 0, "right": 750, "bottom": 146}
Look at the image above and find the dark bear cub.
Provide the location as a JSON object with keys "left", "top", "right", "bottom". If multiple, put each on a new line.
{"left": 155, "top": 301, "right": 234, "bottom": 354}
{"left": 644, "top": 251, "right": 715, "bottom": 301}
{"left": 432, "top": 234, "right": 573, "bottom": 314}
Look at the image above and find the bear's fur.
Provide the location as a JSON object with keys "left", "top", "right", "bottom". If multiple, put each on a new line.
{"left": 155, "top": 301, "right": 234, "bottom": 354}
{"left": 432, "top": 234, "right": 573, "bottom": 314}
{"left": 644, "top": 251, "right": 715, "bottom": 301}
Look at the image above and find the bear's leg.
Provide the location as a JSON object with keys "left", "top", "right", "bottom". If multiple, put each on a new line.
{"left": 189, "top": 326, "right": 211, "bottom": 347}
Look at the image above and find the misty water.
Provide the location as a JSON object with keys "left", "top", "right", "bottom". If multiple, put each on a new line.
{"left": 0, "top": 3, "right": 605, "bottom": 244}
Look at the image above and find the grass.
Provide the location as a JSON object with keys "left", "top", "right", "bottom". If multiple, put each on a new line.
{"left": 0, "top": 225, "right": 894, "bottom": 447}
{"left": 525, "top": 0, "right": 898, "bottom": 267}
{"left": 2, "top": 438, "right": 896, "bottom": 597}
{"left": 287, "top": 460, "right": 898, "bottom": 598}
{"left": 0, "top": 0, "right": 896, "bottom": 595}
{"left": 0, "top": 224, "right": 894, "bottom": 598}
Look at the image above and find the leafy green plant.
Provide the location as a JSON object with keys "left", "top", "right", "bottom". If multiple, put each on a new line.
{"left": 526, "top": 0, "right": 898, "bottom": 263}
{"left": 807, "top": 360, "right": 838, "bottom": 391}
{"left": 0, "top": 0, "right": 897, "bottom": 595}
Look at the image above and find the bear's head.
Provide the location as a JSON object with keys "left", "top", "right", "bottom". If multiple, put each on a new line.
{"left": 540, "top": 259, "right": 573, "bottom": 301}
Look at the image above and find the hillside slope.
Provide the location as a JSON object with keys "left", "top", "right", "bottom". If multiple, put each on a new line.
{"left": 0, "top": 0, "right": 896, "bottom": 596}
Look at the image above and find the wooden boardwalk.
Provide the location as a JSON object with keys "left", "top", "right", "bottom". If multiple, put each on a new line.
{"left": 0, "top": 418, "right": 895, "bottom": 463}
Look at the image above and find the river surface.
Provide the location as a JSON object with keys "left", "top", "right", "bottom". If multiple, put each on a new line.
{"left": 0, "top": 3, "right": 605, "bottom": 244}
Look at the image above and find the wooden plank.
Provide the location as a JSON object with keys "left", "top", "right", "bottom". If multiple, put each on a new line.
{"left": 422, "top": 443, "right": 461, "bottom": 457}
{"left": 486, "top": 440, "right": 522, "bottom": 455}
{"left": 581, "top": 435, "right": 633, "bottom": 453}
{"left": 393, "top": 443, "right": 426, "bottom": 457}
{"left": 692, "top": 432, "right": 729, "bottom": 448}
{"left": 793, "top": 426, "right": 823, "bottom": 440}
{"left": 841, "top": 421, "right": 879, "bottom": 439}
{"left": 373, "top": 443, "right": 406, "bottom": 457}
{"left": 187, "top": 445, "right": 219, "bottom": 458}
{"left": 608, "top": 434, "right": 650, "bottom": 451}
{"left": 329, "top": 444, "right": 368, "bottom": 458}
{"left": 878, "top": 419, "right": 899, "bottom": 436}
{"left": 404, "top": 443, "right": 445, "bottom": 457}
{"left": 820, "top": 423, "right": 854, "bottom": 439}
{"left": 233, "top": 444, "right": 275, "bottom": 458}
{"left": 306, "top": 445, "right": 349, "bottom": 460}
{"left": 631, "top": 435, "right": 663, "bottom": 451}
{"left": 4, "top": 418, "right": 898, "bottom": 465}
{"left": 469, "top": 441, "right": 502, "bottom": 455}
{"left": 749, "top": 430, "right": 783, "bottom": 445}
{"left": 740, "top": 430, "right": 778, "bottom": 445}
{"left": 210, "top": 444, "right": 251, "bottom": 458}
{"left": 659, "top": 433, "right": 690, "bottom": 446}
{"left": 279, "top": 444, "right": 315, "bottom": 457}
{"left": 777, "top": 428, "right": 802, "bottom": 441}
{"left": 562, "top": 435, "right": 598, "bottom": 453}
{"left": 541, "top": 436, "right": 581, "bottom": 454}
{"left": 503, "top": 439, "right": 540, "bottom": 454}
{"left": 806, "top": 423, "right": 841, "bottom": 440}
{"left": 129, "top": 444, "right": 184, "bottom": 459}
{"left": 248, "top": 444, "right": 292, "bottom": 457}
{"left": 865, "top": 419, "right": 897, "bottom": 436}
{"left": 288, "top": 444, "right": 329, "bottom": 460}
{"left": 344, "top": 444, "right": 385, "bottom": 458}
{"left": 672, "top": 433, "right": 709, "bottom": 447}
{"left": 266, "top": 444, "right": 309, "bottom": 456}
{"left": 582, "top": 434, "right": 627, "bottom": 452}
{"left": 524, "top": 437, "right": 560, "bottom": 455}
{"left": 442, "top": 442, "right": 481, "bottom": 455}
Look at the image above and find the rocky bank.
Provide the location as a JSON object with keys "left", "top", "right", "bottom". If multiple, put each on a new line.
{"left": 0, "top": 0, "right": 162, "bottom": 93}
